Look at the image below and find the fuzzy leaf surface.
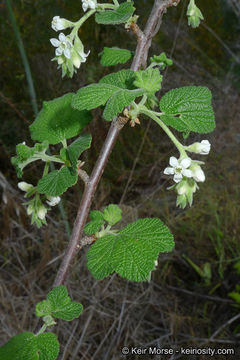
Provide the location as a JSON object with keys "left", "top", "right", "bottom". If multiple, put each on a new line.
{"left": 30, "top": 93, "right": 91, "bottom": 145}
{"left": 0, "top": 332, "right": 59, "bottom": 360}
{"left": 87, "top": 218, "right": 174, "bottom": 282}
{"left": 134, "top": 68, "right": 162, "bottom": 94}
{"left": 103, "top": 204, "right": 122, "bottom": 226}
{"left": 73, "top": 70, "right": 144, "bottom": 121}
{"left": 37, "top": 166, "right": 77, "bottom": 196}
{"left": 160, "top": 86, "right": 215, "bottom": 133}
{"left": 72, "top": 84, "right": 117, "bottom": 111}
{"left": 67, "top": 133, "right": 92, "bottom": 168}
{"left": 100, "top": 47, "right": 132, "bottom": 66}
{"left": 84, "top": 210, "right": 105, "bottom": 235}
{"left": 36, "top": 286, "right": 83, "bottom": 322}
{"left": 95, "top": 2, "right": 135, "bottom": 25}
{"left": 36, "top": 333, "right": 59, "bottom": 360}
{"left": 0, "top": 332, "right": 37, "bottom": 360}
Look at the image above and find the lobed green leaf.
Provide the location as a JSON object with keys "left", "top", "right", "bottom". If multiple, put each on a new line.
{"left": 159, "top": 86, "right": 215, "bottom": 133}
{"left": 30, "top": 93, "right": 91, "bottom": 145}
{"left": 134, "top": 68, "right": 162, "bottom": 94}
{"left": 37, "top": 166, "right": 78, "bottom": 196}
{"left": 73, "top": 70, "right": 144, "bottom": 121}
{"left": 87, "top": 218, "right": 174, "bottom": 282}
{"left": 103, "top": 204, "right": 122, "bottom": 226}
{"left": 36, "top": 286, "right": 83, "bottom": 322}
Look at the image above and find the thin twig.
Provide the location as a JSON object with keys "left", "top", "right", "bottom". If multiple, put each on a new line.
{"left": 210, "top": 313, "right": 240, "bottom": 341}
{"left": 53, "top": 0, "right": 182, "bottom": 287}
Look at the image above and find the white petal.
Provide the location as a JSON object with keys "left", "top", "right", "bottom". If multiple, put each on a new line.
{"left": 169, "top": 156, "right": 179, "bottom": 167}
{"left": 64, "top": 47, "right": 71, "bottom": 59}
{"left": 164, "top": 167, "right": 175, "bottom": 175}
{"left": 181, "top": 157, "right": 191, "bottom": 168}
{"left": 50, "top": 38, "right": 60, "bottom": 47}
{"left": 59, "top": 33, "right": 66, "bottom": 42}
{"left": 56, "top": 47, "right": 63, "bottom": 56}
{"left": 182, "top": 169, "right": 193, "bottom": 178}
{"left": 173, "top": 173, "right": 183, "bottom": 183}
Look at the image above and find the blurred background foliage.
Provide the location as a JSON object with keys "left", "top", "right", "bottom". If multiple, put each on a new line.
{"left": 1, "top": 0, "right": 240, "bottom": 358}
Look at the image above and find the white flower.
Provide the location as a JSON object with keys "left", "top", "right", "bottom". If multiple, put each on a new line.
{"left": 186, "top": 140, "right": 211, "bottom": 155}
{"left": 46, "top": 196, "right": 61, "bottom": 207}
{"left": 82, "top": 0, "right": 97, "bottom": 12}
{"left": 51, "top": 16, "right": 74, "bottom": 32}
{"left": 18, "top": 182, "right": 33, "bottom": 192}
{"left": 191, "top": 164, "right": 205, "bottom": 182}
{"left": 164, "top": 156, "right": 193, "bottom": 183}
{"left": 37, "top": 205, "right": 47, "bottom": 220}
{"left": 71, "top": 36, "right": 90, "bottom": 69}
{"left": 50, "top": 33, "right": 73, "bottom": 59}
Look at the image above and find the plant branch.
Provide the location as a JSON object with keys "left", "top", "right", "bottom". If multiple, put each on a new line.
{"left": 131, "top": 0, "right": 181, "bottom": 70}
{"left": 53, "top": 0, "right": 181, "bottom": 287}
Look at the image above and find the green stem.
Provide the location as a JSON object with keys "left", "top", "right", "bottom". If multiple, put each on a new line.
{"left": 99, "top": 3, "right": 117, "bottom": 10}
{"left": 138, "top": 94, "right": 148, "bottom": 107}
{"left": 43, "top": 162, "right": 50, "bottom": 177}
{"left": 6, "top": 0, "right": 38, "bottom": 117}
{"left": 36, "top": 323, "right": 48, "bottom": 335}
{"left": 112, "top": 0, "right": 119, "bottom": 6}
{"left": 70, "top": 9, "right": 96, "bottom": 39}
{"left": 36, "top": 153, "right": 65, "bottom": 164}
{"left": 140, "top": 107, "right": 187, "bottom": 157}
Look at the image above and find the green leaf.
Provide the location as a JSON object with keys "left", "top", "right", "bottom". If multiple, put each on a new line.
{"left": 99, "top": 69, "right": 135, "bottom": 89}
{"left": 134, "top": 68, "right": 163, "bottom": 94}
{"left": 67, "top": 133, "right": 92, "bottom": 168}
{"left": 159, "top": 86, "right": 215, "bottom": 133}
{"left": 95, "top": 2, "right": 135, "bottom": 25}
{"left": 72, "top": 83, "right": 118, "bottom": 111}
{"left": 87, "top": 218, "right": 174, "bottom": 282}
{"left": 103, "top": 88, "right": 144, "bottom": 121}
{"left": 36, "top": 286, "right": 83, "bottom": 322}
{"left": 0, "top": 332, "right": 38, "bottom": 360}
{"left": 0, "top": 332, "right": 60, "bottom": 360}
{"left": 103, "top": 204, "right": 122, "bottom": 226}
{"left": 36, "top": 333, "right": 59, "bottom": 360}
{"left": 150, "top": 52, "right": 173, "bottom": 70}
{"left": 100, "top": 47, "right": 132, "bottom": 66}
{"left": 37, "top": 166, "right": 78, "bottom": 196}
{"left": 30, "top": 93, "right": 92, "bottom": 145}
{"left": 11, "top": 141, "right": 49, "bottom": 178}
{"left": 72, "top": 70, "right": 144, "bottom": 121}
{"left": 36, "top": 300, "right": 52, "bottom": 317}
{"left": 84, "top": 210, "right": 105, "bottom": 235}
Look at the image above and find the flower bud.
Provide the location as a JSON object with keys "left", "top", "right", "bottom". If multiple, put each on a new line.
{"left": 46, "top": 196, "right": 61, "bottom": 207}
{"left": 27, "top": 204, "right": 34, "bottom": 215}
{"left": 51, "top": 16, "right": 74, "bottom": 32}
{"left": 18, "top": 182, "right": 33, "bottom": 192}
{"left": 37, "top": 206, "right": 47, "bottom": 220}
{"left": 186, "top": 140, "right": 211, "bottom": 155}
{"left": 191, "top": 164, "right": 205, "bottom": 182}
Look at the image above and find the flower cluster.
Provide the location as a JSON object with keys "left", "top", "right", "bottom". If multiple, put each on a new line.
{"left": 50, "top": 15, "right": 90, "bottom": 77}
{"left": 18, "top": 182, "right": 60, "bottom": 227}
{"left": 187, "top": 0, "right": 204, "bottom": 28}
{"left": 164, "top": 140, "right": 211, "bottom": 208}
